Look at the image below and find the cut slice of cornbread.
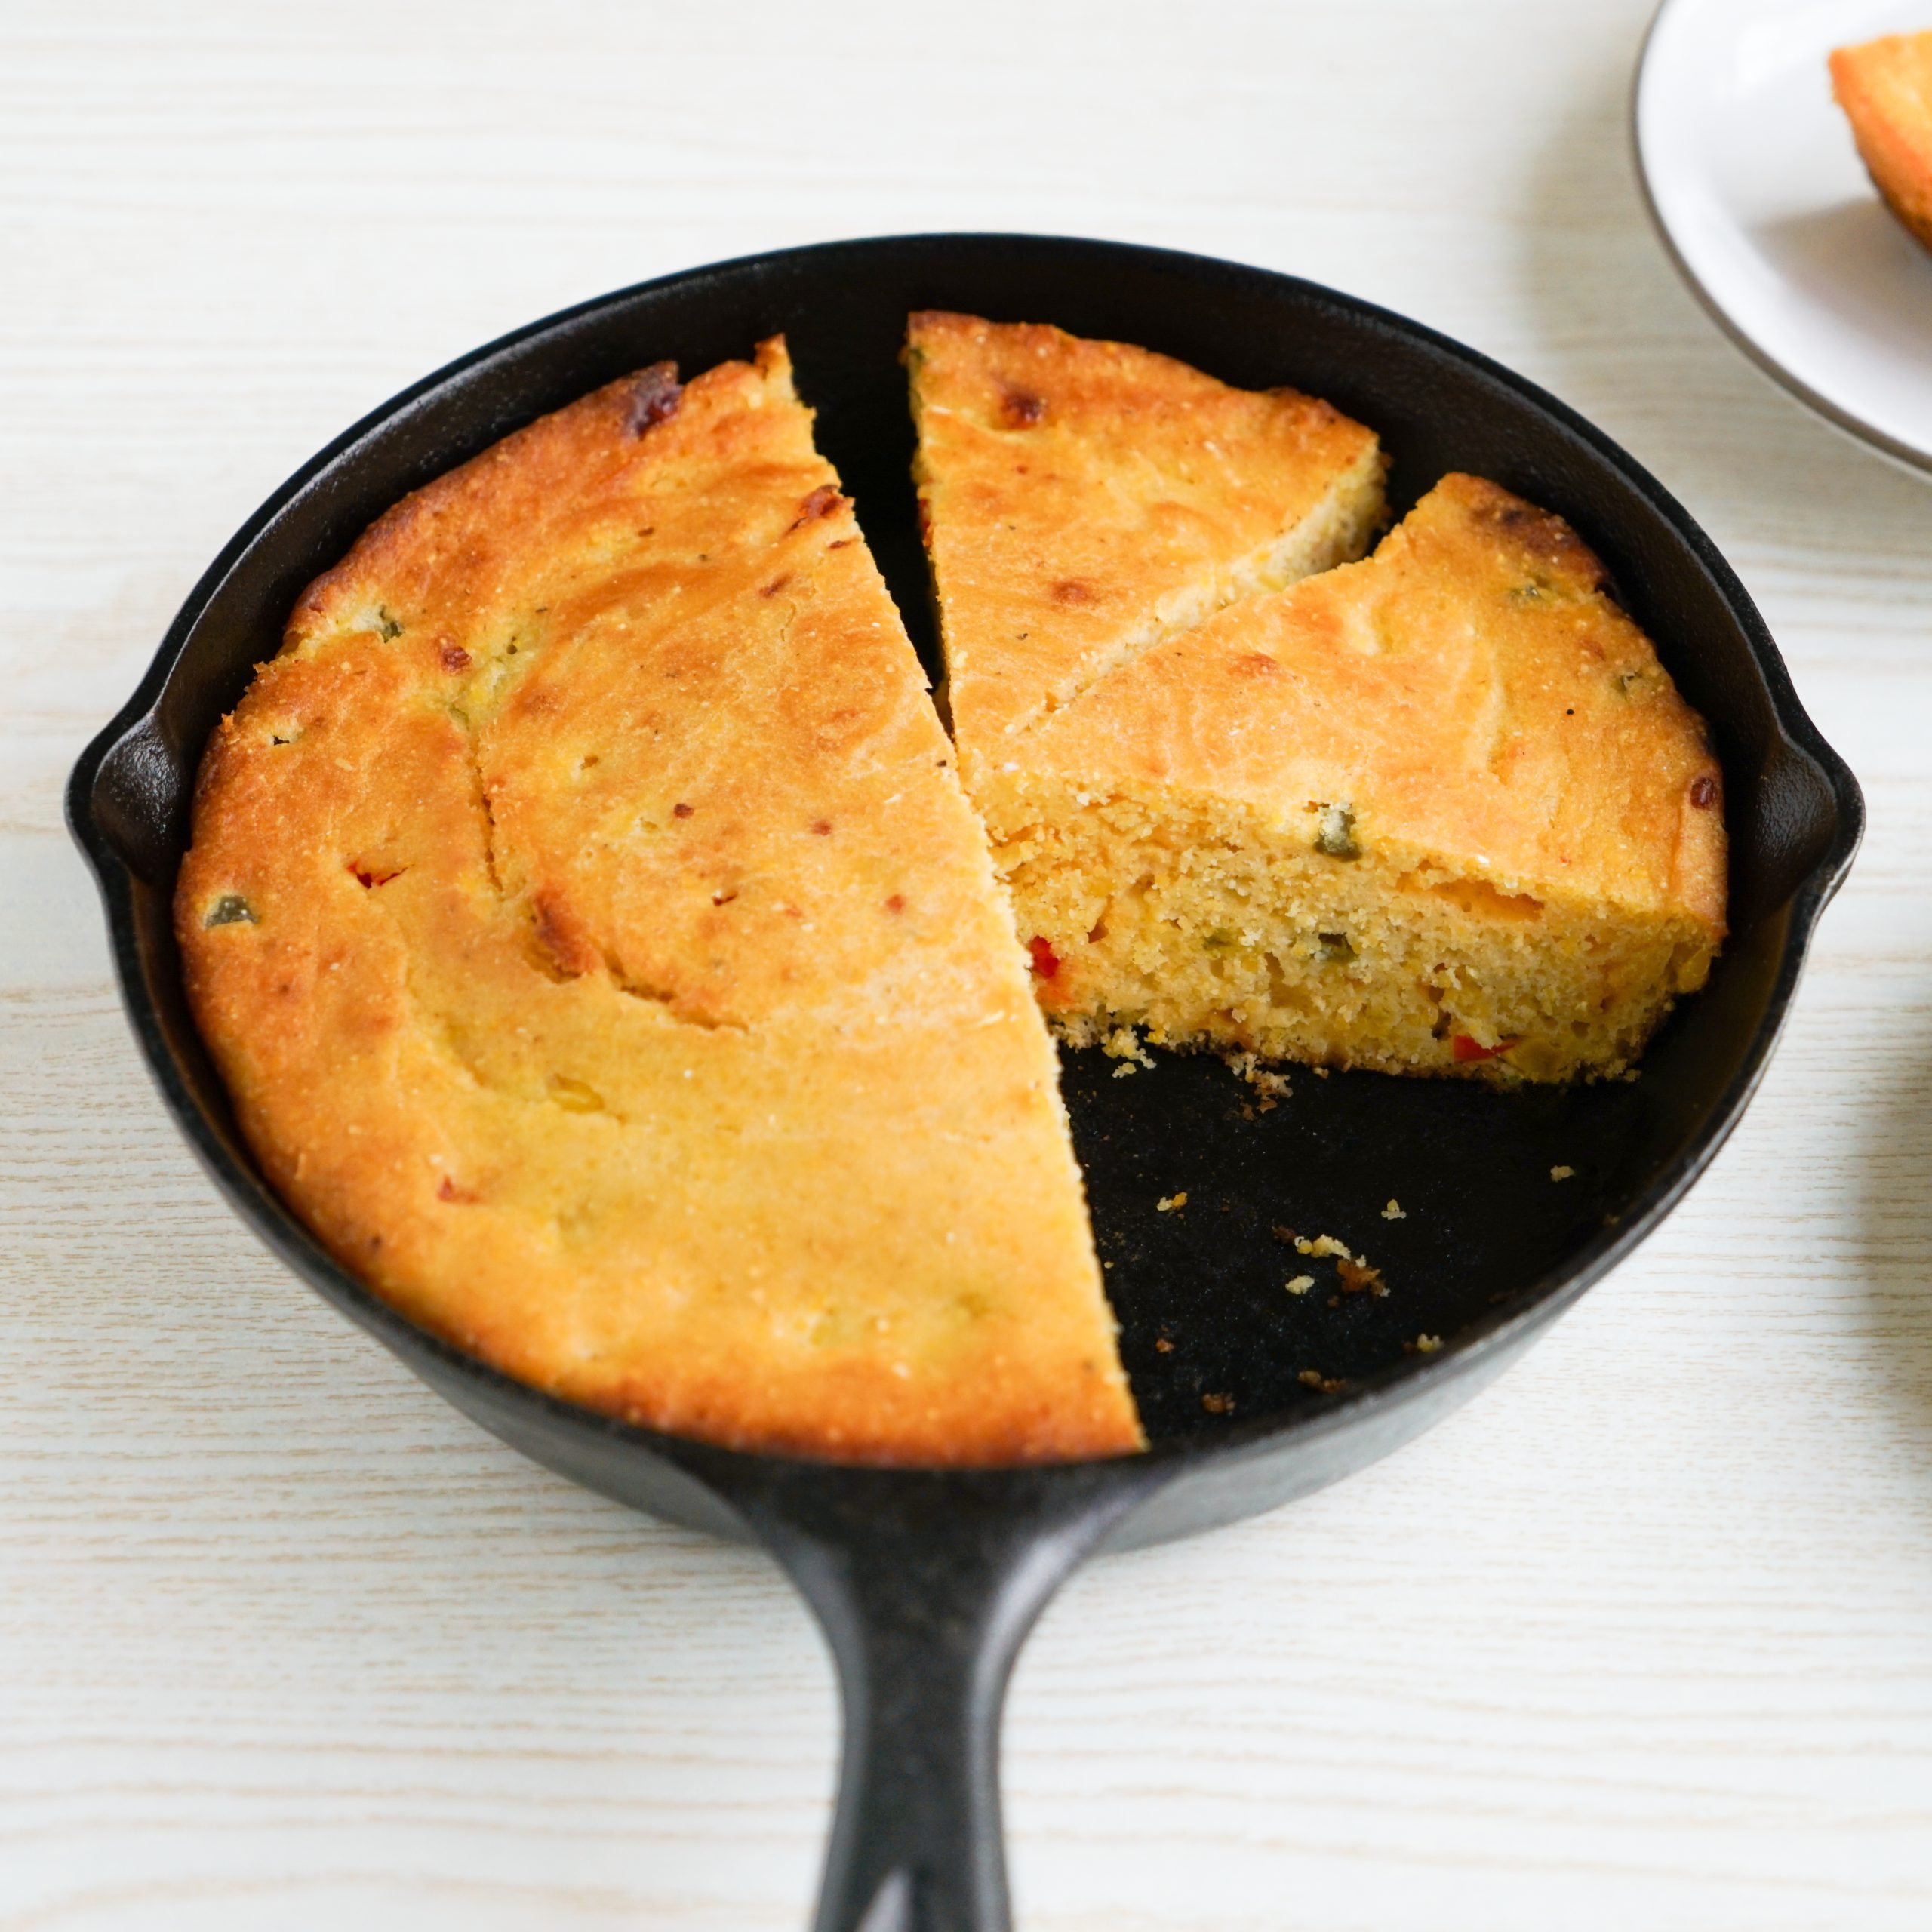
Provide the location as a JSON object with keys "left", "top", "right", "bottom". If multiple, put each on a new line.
{"left": 177, "top": 338, "right": 1140, "bottom": 1466}
{"left": 952, "top": 473, "right": 1728, "bottom": 1084}
{"left": 1832, "top": 31, "right": 1932, "bottom": 252}
{"left": 906, "top": 311, "right": 1387, "bottom": 765}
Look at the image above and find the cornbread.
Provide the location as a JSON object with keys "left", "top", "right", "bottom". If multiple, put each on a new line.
{"left": 177, "top": 339, "right": 1140, "bottom": 1466}
{"left": 906, "top": 312, "right": 1388, "bottom": 761}
{"left": 912, "top": 340, "right": 1728, "bottom": 1084}
{"left": 1832, "top": 31, "right": 1932, "bottom": 253}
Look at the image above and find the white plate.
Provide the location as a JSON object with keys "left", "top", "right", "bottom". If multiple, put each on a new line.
{"left": 1635, "top": 0, "right": 1932, "bottom": 475}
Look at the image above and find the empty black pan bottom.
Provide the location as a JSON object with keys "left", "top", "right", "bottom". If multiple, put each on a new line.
{"left": 1064, "top": 1039, "right": 1644, "bottom": 1441}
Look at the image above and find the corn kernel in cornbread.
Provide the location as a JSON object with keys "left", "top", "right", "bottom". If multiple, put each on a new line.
{"left": 177, "top": 340, "right": 1140, "bottom": 1466}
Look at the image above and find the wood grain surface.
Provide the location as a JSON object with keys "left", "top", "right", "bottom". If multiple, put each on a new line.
{"left": 6, "top": 2, "right": 1932, "bottom": 1925}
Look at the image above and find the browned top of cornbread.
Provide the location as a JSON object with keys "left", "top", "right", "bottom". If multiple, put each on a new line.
{"left": 907, "top": 310, "right": 1386, "bottom": 759}
{"left": 177, "top": 339, "right": 1140, "bottom": 1467}
{"left": 1018, "top": 474, "right": 1727, "bottom": 930}
{"left": 1832, "top": 31, "right": 1932, "bottom": 236}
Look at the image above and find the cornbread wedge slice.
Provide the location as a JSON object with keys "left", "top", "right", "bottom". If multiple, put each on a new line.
{"left": 1832, "top": 31, "right": 1932, "bottom": 253}
{"left": 968, "top": 474, "right": 1726, "bottom": 1083}
{"left": 906, "top": 311, "right": 1388, "bottom": 766}
{"left": 177, "top": 339, "right": 1140, "bottom": 1466}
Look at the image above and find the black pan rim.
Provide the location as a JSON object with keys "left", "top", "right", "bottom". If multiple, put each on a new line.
{"left": 67, "top": 229, "right": 1865, "bottom": 1496}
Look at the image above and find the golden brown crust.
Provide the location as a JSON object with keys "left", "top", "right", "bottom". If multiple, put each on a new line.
{"left": 907, "top": 312, "right": 1386, "bottom": 760}
{"left": 177, "top": 339, "right": 1140, "bottom": 1466}
{"left": 1832, "top": 33, "right": 1932, "bottom": 252}
{"left": 1020, "top": 473, "right": 1727, "bottom": 934}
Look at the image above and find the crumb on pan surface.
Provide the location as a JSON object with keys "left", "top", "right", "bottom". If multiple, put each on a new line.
{"left": 176, "top": 337, "right": 1140, "bottom": 1469}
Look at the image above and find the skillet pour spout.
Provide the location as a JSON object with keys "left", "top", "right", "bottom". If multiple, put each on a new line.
{"left": 68, "top": 235, "right": 1862, "bottom": 1932}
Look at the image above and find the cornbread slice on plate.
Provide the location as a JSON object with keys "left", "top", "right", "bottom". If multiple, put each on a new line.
{"left": 1832, "top": 31, "right": 1932, "bottom": 254}
{"left": 906, "top": 311, "right": 1388, "bottom": 765}
{"left": 177, "top": 338, "right": 1140, "bottom": 1466}
{"left": 925, "top": 454, "right": 1727, "bottom": 1083}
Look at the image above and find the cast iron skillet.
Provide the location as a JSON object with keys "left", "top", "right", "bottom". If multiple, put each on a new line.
{"left": 69, "top": 235, "right": 1860, "bottom": 1932}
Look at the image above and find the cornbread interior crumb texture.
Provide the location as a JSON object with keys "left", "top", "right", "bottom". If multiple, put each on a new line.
{"left": 1832, "top": 31, "right": 1932, "bottom": 252}
{"left": 177, "top": 339, "right": 1140, "bottom": 1466}
{"left": 910, "top": 316, "right": 1727, "bottom": 1084}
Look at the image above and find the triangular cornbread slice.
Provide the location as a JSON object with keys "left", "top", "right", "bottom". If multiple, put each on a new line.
{"left": 1832, "top": 32, "right": 1932, "bottom": 253}
{"left": 970, "top": 473, "right": 1725, "bottom": 1082}
{"left": 907, "top": 312, "right": 1387, "bottom": 763}
{"left": 177, "top": 339, "right": 1140, "bottom": 1465}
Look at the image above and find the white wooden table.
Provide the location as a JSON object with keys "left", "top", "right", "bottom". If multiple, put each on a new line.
{"left": 7, "top": 2, "right": 1932, "bottom": 1925}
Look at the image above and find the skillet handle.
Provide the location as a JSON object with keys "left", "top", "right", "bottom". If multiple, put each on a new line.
{"left": 735, "top": 1464, "right": 1155, "bottom": 1932}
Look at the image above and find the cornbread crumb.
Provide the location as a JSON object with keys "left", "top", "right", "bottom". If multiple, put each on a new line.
{"left": 1286, "top": 1274, "right": 1315, "bottom": 1295}
{"left": 1229, "top": 1051, "right": 1293, "bottom": 1105}
{"left": 1290, "top": 1231, "right": 1389, "bottom": 1297}
{"left": 1415, "top": 1334, "right": 1443, "bottom": 1354}
{"left": 1551, "top": 1164, "right": 1575, "bottom": 1182}
{"left": 1201, "top": 1392, "right": 1235, "bottom": 1415}
{"left": 1155, "top": 1335, "right": 1174, "bottom": 1353}
{"left": 1156, "top": 1192, "right": 1188, "bottom": 1212}
{"left": 1298, "top": 1369, "right": 1349, "bottom": 1395}
{"left": 1294, "top": 1233, "right": 1353, "bottom": 1259}
{"left": 1382, "top": 1198, "right": 1406, "bottom": 1220}
{"left": 1337, "top": 1257, "right": 1386, "bottom": 1297}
